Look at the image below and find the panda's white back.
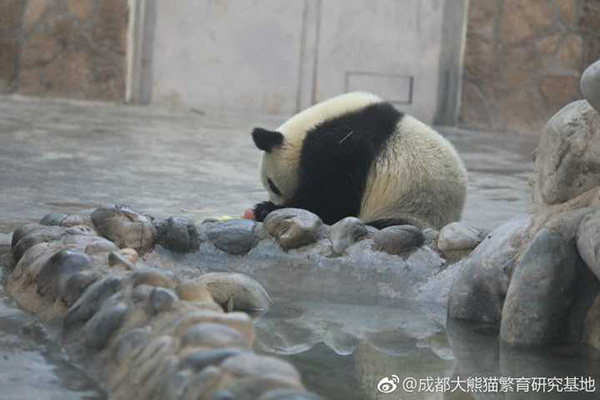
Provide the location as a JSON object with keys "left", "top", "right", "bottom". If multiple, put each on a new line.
{"left": 360, "top": 114, "right": 468, "bottom": 229}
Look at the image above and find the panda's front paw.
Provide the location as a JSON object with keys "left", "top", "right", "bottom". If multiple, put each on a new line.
{"left": 253, "top": 201, "right": 281, "bottom": 222}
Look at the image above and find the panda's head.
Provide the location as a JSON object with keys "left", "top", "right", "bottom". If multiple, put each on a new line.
{"left": 251, "top": 127, "right": 299, "bottom": 206}
{"left": 252, "top": 92, "right": 383, "bottom": 205}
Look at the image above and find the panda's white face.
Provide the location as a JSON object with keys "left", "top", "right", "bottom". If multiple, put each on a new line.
{"left": 259, "top": 143, "right": 299, "bottom": 205}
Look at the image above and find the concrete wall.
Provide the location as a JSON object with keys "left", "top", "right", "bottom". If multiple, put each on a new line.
{"left": 0, "top": 0, "right": 467, "bottom": 125}
{"left": 141, "top": 0, "right": 458, "bottom": 123}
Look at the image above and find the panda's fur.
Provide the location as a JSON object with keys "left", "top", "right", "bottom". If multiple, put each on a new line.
{"left": 251, "top": 92, "right": 467, "bottom": 230}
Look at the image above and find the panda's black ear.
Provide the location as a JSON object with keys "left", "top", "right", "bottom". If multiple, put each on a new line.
{"left": 252, "top": 128, "right": 284, "bottom": 152}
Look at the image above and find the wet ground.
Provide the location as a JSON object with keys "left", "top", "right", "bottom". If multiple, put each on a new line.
{"left": 0, "top": 96, "right": 541, "bottom": 399}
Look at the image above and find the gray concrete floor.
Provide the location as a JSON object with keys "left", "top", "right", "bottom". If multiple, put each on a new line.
{"left": 0, "top": 95, "right": 538, "bottom": 248}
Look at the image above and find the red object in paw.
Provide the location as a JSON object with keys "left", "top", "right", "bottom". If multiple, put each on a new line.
{"left": 243, "top": 208, "right": 255, "bottom": 220}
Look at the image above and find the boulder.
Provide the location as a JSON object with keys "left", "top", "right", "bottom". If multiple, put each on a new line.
{"left": 448, "top": 216, "right": 530, "bottom": 325}
{"left": 500, "top": 228, "right": 579, "bottom": 345}
{"left": 533, "top": 100, "right": 600, "bottom": 208}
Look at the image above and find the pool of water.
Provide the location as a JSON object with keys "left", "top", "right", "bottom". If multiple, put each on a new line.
{"left": 5, "top": 97, "right": 588, "bottom": 399}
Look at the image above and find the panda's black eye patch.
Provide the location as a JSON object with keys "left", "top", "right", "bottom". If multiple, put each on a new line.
{"left": 268, "top": 178, "right": 282, "bottom": 196}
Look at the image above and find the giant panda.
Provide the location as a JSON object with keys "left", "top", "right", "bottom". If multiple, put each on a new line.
{"left": 250, "top": 92, "right": 467, "bottom": 230}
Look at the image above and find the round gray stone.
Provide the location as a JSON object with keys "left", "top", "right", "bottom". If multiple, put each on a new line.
{"left": 194, "top": 272, "right": 272, "bottom": 315}
{"left": 372, "top": 225, "right": 424, "bottom": 255}
{"left": 85, "top": 301, "right": 129, "bottom": 349}
{"left": 206, "top": 220, "right": 256, "bottom": 255}
{"left": 91, "top": 205, "right": 156, "bottom": 252}
{"left": 12, "top": 225, "right": 67, "bottom": 262}
{"left": 329, "top": 217, "right": 368, "bottom": 254}
{"left": 179, "top": 348, "right": 243, "bottom": 371}
{"left": 181, "top": 323, "right": 247, "bottom": 349}
{"left": 11, "top": 224, "right": 40, "bottom": 249}
{"left": 264, "top": 208, "right": 322, "bottom": 250}
{"left": 581, "top": 58, "right": 600, "bottom": 112}
{"left": 112, "top": 326, "right": 151, "bottom": 364}
{"left": 155, "top": 216, "right": 201, "bottom": 253}
{"left": 437, "top": 222, "right": 484, "bottom": 256}
{"left": 39, "top": 213, "right": 68, "bottom": 226}
{"left": 36, "top": 250, "right": 92, "bottom": 299}
{"left": 63, "top": 271, "right": 101, "bottom": 307}
{"left": 150, "top": 287, "right": 178, "bottom": 313}
{"left": 64, "top": 276, "right": 122, "bottom": 329}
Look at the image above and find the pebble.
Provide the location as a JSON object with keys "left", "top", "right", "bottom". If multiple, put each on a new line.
{"left": 150, "top": 287, "right": 179, "bottom": 313}
{"left": 181, "top": 323, "right": 248, "bottom": 349}
{"left": 329, "top": 217, "right": 368, "bottom": 254}
{"left": 36, "top": 250, "right": 92, "bottom": 299}
{"left": 112, "top": 326, "right": 151, "bottom": 364}
{"left": 437, "top": 222, "right": 484, "bottom": 257}
{"left": 221, "top": 354, "right": 301, "bottom": 382}
{"left": 179, "top": 348, "right": 244, "bottom": 371}
{"left": 206, "top": 220, "right": 256, "bottom": 255}
{"left": 176, "top": 281, "right": 214, "bottom": 302}
{"left": 39, "top": 213, "right": 68, "bottom": 226}
{"left": 91, "top": 205, "right": 156, "bottom": 251}
{"left": 193, "top": 272, "right": 272, "bottom": 315}
{"left": 373, "top": 225, "right": 424, "bottom": 255}
{"left": 63, "top": 276, "right": 122, "bottom": 329}
{"left": 156, "top": 216, "right": 201, "bottom": 253}
{"left": 12, "top": 226, "right": 67, "bottom": 262}
{"left": 132, "top": 269, "right": 178, "bottom": 289}
{"left": 62, "top": 271, "right": 101, "bottom": 307}
{"left": 85, "top": 300, "right": 129, "bottom": 349}
{"left": 173, "top": 310, "right": 253, "bottom": 345}
{"left": 264, "top": 209, "right": 322, "bottom": 250}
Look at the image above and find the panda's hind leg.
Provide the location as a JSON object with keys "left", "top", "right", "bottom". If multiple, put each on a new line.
{"left": 366, "top": 218, "right": 418, "bottom": 230}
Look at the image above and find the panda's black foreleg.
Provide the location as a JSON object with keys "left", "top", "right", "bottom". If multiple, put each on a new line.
{"left": 252, "top": 201, "right": 284, "bottom": 222}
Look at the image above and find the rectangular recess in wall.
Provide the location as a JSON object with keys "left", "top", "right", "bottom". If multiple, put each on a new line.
{"left": 345, "top": 72, "right": 413, "bottom": 104}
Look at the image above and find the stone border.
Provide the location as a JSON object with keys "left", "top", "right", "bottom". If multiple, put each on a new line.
{"left": 4, "top": 204, "right": 322, "bottom": 400}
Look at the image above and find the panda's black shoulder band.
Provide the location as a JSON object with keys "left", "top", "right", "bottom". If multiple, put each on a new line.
{"left": 252, "top": 128, "right": 284, "bottom": 152}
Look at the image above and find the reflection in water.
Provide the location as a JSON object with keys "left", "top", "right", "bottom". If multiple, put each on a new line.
{"left": 256, "top": 296, "right": 600, "bottom": 399}
{"left": 447, "top": 319, "right": 600, "bottom": 400}
{"left": 254, "top": 295, "right": 455, "bottom": 400}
